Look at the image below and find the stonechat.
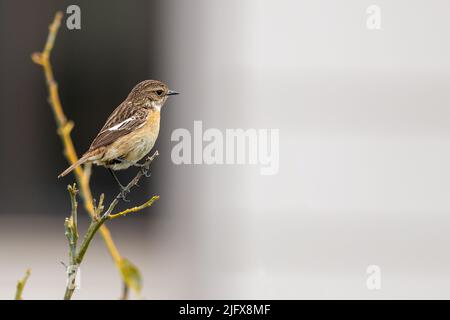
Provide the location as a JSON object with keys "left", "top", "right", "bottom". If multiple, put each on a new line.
{"left": 58, "top": 80, "right": 179, "bottom": 192}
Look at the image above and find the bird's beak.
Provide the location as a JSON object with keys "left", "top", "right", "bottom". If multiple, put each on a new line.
{"left": 167, "top": 89, "right": 179, "bottom": 96}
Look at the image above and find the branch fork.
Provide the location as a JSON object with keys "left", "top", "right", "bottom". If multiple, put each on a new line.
{"left": 63, "top": 151, "right": 159, "bottom": 300}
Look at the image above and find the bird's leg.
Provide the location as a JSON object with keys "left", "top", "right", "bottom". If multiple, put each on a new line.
{"left": 108, "top": 168, "right": 125, "bottom": 189}
{"left": 108, "top": 168, "right": 130, "bottom": 202}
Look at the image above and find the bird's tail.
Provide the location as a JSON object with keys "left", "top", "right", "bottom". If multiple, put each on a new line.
{"left": 58, "top": 154, "right": 91, "bottom": 178}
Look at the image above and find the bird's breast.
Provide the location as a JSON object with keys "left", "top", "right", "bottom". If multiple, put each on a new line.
{"left": 125, "top": 111, "right": 160, "bottom": 162}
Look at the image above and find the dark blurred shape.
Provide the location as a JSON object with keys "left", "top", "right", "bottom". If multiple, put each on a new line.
{"left": 0, "top": 0, "right": 161, "bottom": 215}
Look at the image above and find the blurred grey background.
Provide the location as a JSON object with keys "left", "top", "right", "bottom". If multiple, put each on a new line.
{"left": 1, "top": 0, "right": 450, "bottom": 299}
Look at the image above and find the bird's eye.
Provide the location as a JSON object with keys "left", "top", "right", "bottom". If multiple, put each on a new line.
{"left": 156, "top": 90, "right": 163, "bottom": 96}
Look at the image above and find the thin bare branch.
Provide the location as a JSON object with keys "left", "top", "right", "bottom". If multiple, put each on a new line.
{"left": 63, "top": 178, "right": 159, "bottom": 299}
{"left": 32, "top": 11, "right": 135, "bottom": 293}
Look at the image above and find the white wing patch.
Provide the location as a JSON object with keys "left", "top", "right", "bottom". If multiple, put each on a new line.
{"left": 108, "top": 117, "right": 135, "bottom": 131}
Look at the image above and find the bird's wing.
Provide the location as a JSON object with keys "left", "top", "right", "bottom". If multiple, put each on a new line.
{"left": 89, "top": 102, "right": 148, "bottom": 150}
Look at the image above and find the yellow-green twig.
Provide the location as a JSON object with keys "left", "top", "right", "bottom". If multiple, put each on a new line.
{"left": 15, "top": 269, "right": 31, "bottom": 300}
{"left": 109, "top": 196, "right": 160, "bottom": 220}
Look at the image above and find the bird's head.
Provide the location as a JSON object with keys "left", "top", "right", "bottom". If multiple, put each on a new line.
{"left": 128, "top": 79, "right": 179, "bottom": 110}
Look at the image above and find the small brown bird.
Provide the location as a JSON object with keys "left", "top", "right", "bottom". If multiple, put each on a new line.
{"left": 58, "top": 80, "right": 178, "bottom": 191}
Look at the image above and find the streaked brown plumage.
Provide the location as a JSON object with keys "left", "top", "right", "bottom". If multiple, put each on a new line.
{"left": 58, "top": 80, "right": 178, "bottom": 178}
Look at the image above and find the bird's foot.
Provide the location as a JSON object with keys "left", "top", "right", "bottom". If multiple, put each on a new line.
{"left": 141, "top": 166, "right": 151, "bottom": 178}
{"left": 126, "top": 161, "right": 150, "bottom": 177}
